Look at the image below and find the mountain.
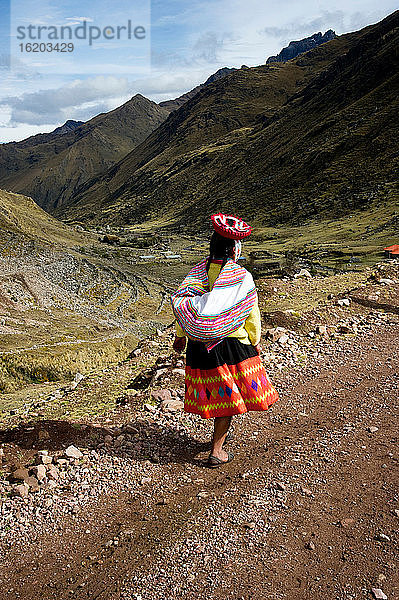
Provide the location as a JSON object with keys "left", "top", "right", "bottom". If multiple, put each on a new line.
{"left": 50, "top": 119, "right": 84, "bottom": 136}
{"left": 203, "top": 66, "right": 240, "bottom": 84}
{"left": 159, "top": 67, "right": 238, "bottom": 112}
{"left": 266, "top": 30, "right": 337, "bottom": 63}
{"left": 58, "top": 12, "right": 399, "bottom": 233}
{"left": 0, "top": 95, "right": 170, "bottom": 213}
{"left": 0, "top": 32, "right": 338, "bottom": 215}
{"left": 1, "top": 119, "right": 85, "bottom": 148}
{"left": 160, "top": 28, "right": 337, "bottom": 114}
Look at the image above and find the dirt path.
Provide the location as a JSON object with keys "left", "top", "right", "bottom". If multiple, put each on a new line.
{"left": 0, "top": 320, "right": 398, "bottom": 600}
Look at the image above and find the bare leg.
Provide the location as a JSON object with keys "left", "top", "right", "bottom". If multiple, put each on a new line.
{"left": 210, "top": 416, "right": 232, "bottom": 461}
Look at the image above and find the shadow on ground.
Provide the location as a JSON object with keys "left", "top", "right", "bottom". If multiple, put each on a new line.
{"left": 0, "top": 418, "right": 213, "bottom": 470}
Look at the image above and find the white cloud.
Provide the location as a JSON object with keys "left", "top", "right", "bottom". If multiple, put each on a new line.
{"left": 0, "top": 75, "right": 132, "bottom": 124}
{"left": 262, "top": 10, "right": 345, "bottom": 40}
{"left": 153, "top": 0, "right": 398, "bottom": 69}
{"left": 63, "top": 16, "right": 95, "bottom": 26}
{"left": 65, "top": 17, "right": 94, "bottom": 22}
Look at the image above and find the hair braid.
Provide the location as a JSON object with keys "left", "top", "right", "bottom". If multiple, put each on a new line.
{"left": 206, "top": 232, "right": 235, "bottom": 273}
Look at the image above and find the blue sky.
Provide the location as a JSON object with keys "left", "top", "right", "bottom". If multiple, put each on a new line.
{"left": 0, "top": 0, "right": 397, "bottom": 142}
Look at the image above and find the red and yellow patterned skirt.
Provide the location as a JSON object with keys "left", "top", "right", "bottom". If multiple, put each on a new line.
{"left": 184, "top": 337, "right": 278, "bottom": 419}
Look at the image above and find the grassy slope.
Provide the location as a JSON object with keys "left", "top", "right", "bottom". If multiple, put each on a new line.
{"left": 0, "top": 95, "right": 169, "bottom": 213}
{"left": 0, "top": 189, "right": 85, "bottom": 247}
{"left": 0, "top": 190, "right": 170, "bottom": 394}
{"left": 59, "top": 12, "right": 398, "bottom": 252}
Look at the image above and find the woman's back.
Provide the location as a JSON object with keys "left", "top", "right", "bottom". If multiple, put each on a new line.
{"left": 206, "top": 260, "right": 260, "bottom": 346}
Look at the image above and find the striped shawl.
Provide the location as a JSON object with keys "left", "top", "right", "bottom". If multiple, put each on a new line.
{"left": 171, "top": 258, "right": 257, "bottom": 350}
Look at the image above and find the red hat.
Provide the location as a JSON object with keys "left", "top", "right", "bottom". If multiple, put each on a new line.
{"left": 211, "top": 213, "right": 252, "bottom": 240}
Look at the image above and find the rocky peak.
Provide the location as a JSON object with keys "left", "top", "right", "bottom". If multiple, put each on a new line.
{"left": 266, "top": 29, "right": 337, "bottom": 63}
{"left": 51, "top": 119, "right": 84, "bottom": 136}
{"left": 203, "top": 66, "right": 237, "bottom": 85}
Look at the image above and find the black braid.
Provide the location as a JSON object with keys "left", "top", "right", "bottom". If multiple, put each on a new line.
{"left": 206, "top": 232, "right": 235, "bottom": 273}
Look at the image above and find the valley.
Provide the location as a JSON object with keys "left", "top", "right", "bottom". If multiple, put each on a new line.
{"left": 0, "top": 10, "right": 398, "bottom": 599}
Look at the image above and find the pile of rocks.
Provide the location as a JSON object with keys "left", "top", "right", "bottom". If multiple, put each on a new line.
{"left": 4, "top": 445, "right": 83, "bottom": 498}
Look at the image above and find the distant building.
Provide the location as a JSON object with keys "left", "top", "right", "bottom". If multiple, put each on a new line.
{"left": 384, "top": 244, "right": 399, "bottom": 258}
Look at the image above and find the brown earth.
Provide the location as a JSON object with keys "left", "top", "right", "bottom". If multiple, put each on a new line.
{"left": 0, "top": 309, "right": 397, "bottom": 599}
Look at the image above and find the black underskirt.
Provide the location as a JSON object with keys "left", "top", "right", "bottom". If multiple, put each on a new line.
{"left": 186, "top": 337, "right": 257, "bottom": 370}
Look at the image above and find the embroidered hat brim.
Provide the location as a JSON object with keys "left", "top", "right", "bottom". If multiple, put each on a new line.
{"left": 211, "top": 213, "right": 252, "bottom": 240}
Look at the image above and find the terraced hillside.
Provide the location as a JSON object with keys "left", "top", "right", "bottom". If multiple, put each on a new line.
{"left": 0, "top": 189, "right": 173, "bottom": 393}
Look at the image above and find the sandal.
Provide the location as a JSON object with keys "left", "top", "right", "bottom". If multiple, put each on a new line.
{"left": 206, "top": 451, "right": 234, "bottom": 468}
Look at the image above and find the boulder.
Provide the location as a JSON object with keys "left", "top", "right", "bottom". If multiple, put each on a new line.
{"left": 25, "top": 476, "right": 40, "bottom": 491}
{"left": 65, "top": 445, "right": 83, "bottom": 459}
{"left": 172, "top": 368, "right": 186, "bottom": 376}
{"left": 315, "top": 325, "right": 328, "bottom": 335}
{"left": 160, "top": 399, "right": 184, "bottom": 413}
{"left": 294, "top": 269, "right": 312, "bottom": 279}
{"left": 278, "top": 334, "right": 289, "bottom": 346}
{"left": 371, "top": 589, "right": 388, "bottom": 600}
{"left": 46, "top": 465, "right": 59, "bottom": 480}
{"left": 337, "top": 298, "right": 351, "bottom": 307}
{"left": 151, "top": 389, "right": 172, "bottom": 403}
{"left": 12, "top": 483, "right": 29, "bottom": 498}
{"left": 114, "top": 435, "right": 125, "bottom": 448}
{"left": 368, "top": 426, "right": 379, "bottom": 433}
{"left": 11, "top": 468, "right": 29, "bottom": 482}
{"left": 265, "top": 327, "right": 287, "bottom": 343}
{"left": 31, "top": 465, "right": 46, "bottom": 481}
{"left": 153, "top": 368, "right": 168, "bottom": 380}
{"left": 38, "top": 429, "right": 50, "bottom": 441}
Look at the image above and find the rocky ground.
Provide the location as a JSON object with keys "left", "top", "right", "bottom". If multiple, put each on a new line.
{"left": 0, "top": 262, "right": 398, "bottom": 600}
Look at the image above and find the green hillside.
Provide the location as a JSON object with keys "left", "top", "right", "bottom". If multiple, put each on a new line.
{"left": 0, "top": 189, "right": 171, "bottom": 393}
{"left": 0, "top": 188, "right": 85, "bottom": 246}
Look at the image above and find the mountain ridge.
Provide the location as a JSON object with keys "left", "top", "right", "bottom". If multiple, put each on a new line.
{"left": 0, "top": 94, "right": 170, "bottom": 213}
{"left": 266, "top": 29, "right": 337, "bottom": 63}
{"left": 56, "top": 11, "right": 398, "bottom": 235}
{"left": 158, "top": 67, "right": 239, "bottom": 112}
{"left": 0, "top": 119, "right": 85, "bottom": 148}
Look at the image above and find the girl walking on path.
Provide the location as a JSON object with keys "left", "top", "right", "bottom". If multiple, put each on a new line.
{"left": 171, "top": 213, "right": 278, "bottom": 467}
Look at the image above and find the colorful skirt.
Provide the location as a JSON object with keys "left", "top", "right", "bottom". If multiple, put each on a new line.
{"left": 184, "top": 337, "right": 279, "bottom": 419}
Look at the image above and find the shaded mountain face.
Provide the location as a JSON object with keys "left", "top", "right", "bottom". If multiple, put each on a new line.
{"left": 0, "top": 188, "right": 81, "bottom": 245}
{"left": 266, "top": 30, "right": 337, "bottom": 63}
{"left": 159, "top": 67, "right": 238, "bottom": 112}
{"left": 0, "top": 95, "right": 170, "bottom": 213}
{"left": 59, "top": 11, "right": 399, "bottom": 233}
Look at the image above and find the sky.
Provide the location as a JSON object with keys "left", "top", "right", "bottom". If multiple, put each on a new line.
{"left": 0, "top": 0, "right": 397, "bottom": 142}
